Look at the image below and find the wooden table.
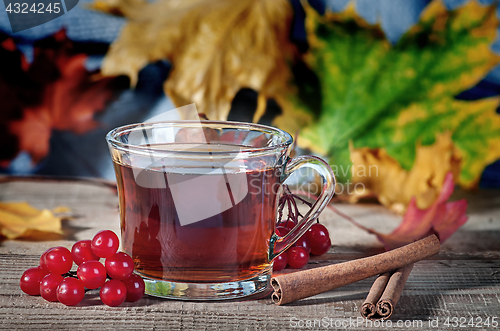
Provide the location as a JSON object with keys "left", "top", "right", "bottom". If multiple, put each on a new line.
{"left": 1, "top": 176, "right": 499, "bottom": 330}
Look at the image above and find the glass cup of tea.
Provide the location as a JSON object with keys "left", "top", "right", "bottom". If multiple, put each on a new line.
{"left": 106, "top": 121, "right": 335, "bottom": 300}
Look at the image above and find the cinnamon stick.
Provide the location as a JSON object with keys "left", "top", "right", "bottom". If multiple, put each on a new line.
{"left": 376, "top": 263, "right": 414, "bottom": 319}
{"left": 361, "top": 263, "right": 414, "bottom": 320}
{"left": 271, "top": 235, "right": 439, "bottom": 306}
{"left": 361, "top": 272, "right": 391, "bottom": 319}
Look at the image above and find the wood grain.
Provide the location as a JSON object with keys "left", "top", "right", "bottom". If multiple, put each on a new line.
{"left": 0, "top": 176, "right": 499, "bottom": 330}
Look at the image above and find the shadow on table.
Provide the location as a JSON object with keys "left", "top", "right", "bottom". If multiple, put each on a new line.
{"left": 284, "top": 292, "right": 369, "bottom": 307}
{"left": 77, "top": 286, "right": 276, "bottom": 307}
{"left": 77, "top": 291, "right": 167, "bottom": 307}
{"left": 442, "top": 229, "right": 500, "bottom": 255}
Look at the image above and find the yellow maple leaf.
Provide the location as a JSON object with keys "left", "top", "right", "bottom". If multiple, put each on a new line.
{"left": 92, "top": 0, "right": 296, "bottom": 121}
{"left": 349, "top": 132, "right": 461, "bottom": 213}
{"left": 0, "top": 201, "right": 66, "bottom": 240}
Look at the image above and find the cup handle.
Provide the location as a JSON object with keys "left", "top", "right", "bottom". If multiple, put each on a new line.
{"left": 269, "top": 155, "right": 336, "bottom": 261}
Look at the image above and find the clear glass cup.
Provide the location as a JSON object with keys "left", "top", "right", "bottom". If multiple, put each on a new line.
{"left": 106, "top": 120, "right": 335, "bottom": 300}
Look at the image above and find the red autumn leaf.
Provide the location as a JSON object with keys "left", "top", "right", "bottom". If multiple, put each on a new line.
{"left": 297, "top": 172, "right": 468, "bottom": 250}
{"left": 374, "top": 173, "right": 468, "bottom": 250}
{"left": 0, "top": 30, "right": 127, "bottom": 166}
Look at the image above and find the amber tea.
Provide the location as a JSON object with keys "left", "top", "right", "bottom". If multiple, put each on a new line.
{"left": 114, "top": 149, "right": 281, "bottom": 283}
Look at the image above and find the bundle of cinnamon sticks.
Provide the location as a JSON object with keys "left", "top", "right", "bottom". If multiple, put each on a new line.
{"left": 361, "top": 264, "right": 414, "bottom": 320}
{"left": 271, "top": 235, "right": 440, "bottom": 320}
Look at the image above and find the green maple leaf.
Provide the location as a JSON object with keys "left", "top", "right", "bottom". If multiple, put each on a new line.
{"left": 296, "top": 0, "right": 500, "bottom": 188}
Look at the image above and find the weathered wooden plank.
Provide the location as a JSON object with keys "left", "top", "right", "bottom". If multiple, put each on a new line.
{"left": 0, "top": 176, "right": 499, "bottom": 330}
{"left": 1, "top": 252, "right": 499, "bottom": 330}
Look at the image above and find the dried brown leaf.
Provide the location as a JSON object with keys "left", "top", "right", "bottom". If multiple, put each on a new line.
{"left": 96, "top": 0, "right": 296, "bottom": 120}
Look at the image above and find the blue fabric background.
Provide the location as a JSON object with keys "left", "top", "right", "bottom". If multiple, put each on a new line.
{"left": 0, "top": 0, "right": 499, "bottom": 186}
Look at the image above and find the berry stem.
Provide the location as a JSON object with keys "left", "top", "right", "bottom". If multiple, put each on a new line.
{"left": 62, "top": 270, "right": 78, "bottom": 279}
{"left": 277, "top": 185, "right": 316, "bottom": 226}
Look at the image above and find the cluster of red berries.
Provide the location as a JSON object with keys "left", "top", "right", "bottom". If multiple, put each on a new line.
{"left": 19, "top": 230, "right": 145, "bottom": 307}
{"left": 273, "top": 222, "right": 331, "bottom": 271}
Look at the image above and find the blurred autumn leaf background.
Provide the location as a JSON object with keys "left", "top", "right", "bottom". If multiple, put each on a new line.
{"left": 0, "top": 0, "right": 499, "bottom": 242}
